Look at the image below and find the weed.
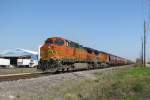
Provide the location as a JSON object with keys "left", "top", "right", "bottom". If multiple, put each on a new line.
{"left": 16, "top": 94, "right": 20, "bottom": 100}
{"left": 123, "top": 96, "right": 134, "bottom": 100}
{"left": 64, "top": 93, "right": 79, "bottom": 100}
{"left": 132, "top": 83, "right": 143, "bottom": 93}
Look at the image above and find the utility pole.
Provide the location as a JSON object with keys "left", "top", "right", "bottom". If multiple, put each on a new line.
{"left": 141, "top": 37, "right": 144, "bottom": 65}
{"left": 144, "top": 21, "right": 146, "bottom": 67}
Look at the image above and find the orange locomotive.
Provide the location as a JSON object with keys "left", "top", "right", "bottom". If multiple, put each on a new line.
{"left": 38, "top": 37, "right": 131, "bottom": 71}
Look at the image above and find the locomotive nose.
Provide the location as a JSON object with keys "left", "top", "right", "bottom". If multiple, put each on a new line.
{"left": 51, "top": 45, "right": 55, "bottom": 49}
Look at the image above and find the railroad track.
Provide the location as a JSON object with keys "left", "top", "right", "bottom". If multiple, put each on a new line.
{"left": 0, "top": 72, "right": 44, "bottom": 82}
{"left": 0, "top": 65, "right": 133, "bottom": 82}
{"left": 0, "top": 69, "right": 88, "bottom": 82}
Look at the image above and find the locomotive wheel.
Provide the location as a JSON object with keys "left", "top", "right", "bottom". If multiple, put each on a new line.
{"left": 87, "top": 64, "right": 91, "bottom": 70}
{"left": 61, "top": 68, "right": 65, "bottom": 72}
{"left": 71, "top": 65, "right": 75, "bottom": 71}
{"left": 66, "top": 68, "right": 70, "bottom": 72}
{"left": 94, "top": 63, "right": 98, "bottom": 68}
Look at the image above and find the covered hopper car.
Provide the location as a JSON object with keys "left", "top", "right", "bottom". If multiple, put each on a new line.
{"left": 38, "top": 37, "right": 132, "bottom": 71}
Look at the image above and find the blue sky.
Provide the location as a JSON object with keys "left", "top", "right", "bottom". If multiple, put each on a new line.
{"left": 0, "top": 0, "right": 149, "bottom": 60}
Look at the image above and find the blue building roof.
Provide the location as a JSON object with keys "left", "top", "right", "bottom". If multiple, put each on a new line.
{"left": 0, "top": 49, "right": 38, "bottom": 60}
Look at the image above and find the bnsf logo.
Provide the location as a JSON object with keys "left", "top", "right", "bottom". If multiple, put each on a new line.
{"left": 48, "top": 50, "right": 64, "bottom": 55}
{"left": 48, "top": 50, "right": 56, "bottom": 54}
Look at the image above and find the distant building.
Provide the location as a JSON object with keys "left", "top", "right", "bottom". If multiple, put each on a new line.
{"left": 136, "top": 58, "right": 142, "bottom": 64}
{"left": 0, "top": 58, "right": 10, "bottom": 67}
{"left": 0, "top": 48, "right": 38, "bottom": 68}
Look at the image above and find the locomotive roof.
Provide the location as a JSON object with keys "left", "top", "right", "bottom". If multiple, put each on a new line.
{"left": 65, "top": 39, "right": 83, "bottom": 48}
{"left": 83, "top": 47, "right": 127, "bottom": 60}
{"left": 47, "top": 37, "right": 65, "bottom": 40}
{"left": 48, "top": 37, "right": 79, "bottom": 44}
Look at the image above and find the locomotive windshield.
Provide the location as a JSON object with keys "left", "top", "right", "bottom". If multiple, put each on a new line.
{"left": 45, "top": 38, "right": 64, "bottom": 46}
{"left": 55, "top": 39, "right": 64, "bottom": 46}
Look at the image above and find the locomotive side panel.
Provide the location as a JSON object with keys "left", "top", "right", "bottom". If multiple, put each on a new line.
{"left": 84, "top": 47, "right": 97, "bottom": 63}
{"left": 98, "top": 52, "right": 109, "bottom": 63}
{"left": 64, "top": 46, "right": 75, "bottom": 63}
{"left": 64, "top": 41, "right": 87, "bottom": 63}
{"left": 74, "top": 48, "right": 87, "bottom": 62}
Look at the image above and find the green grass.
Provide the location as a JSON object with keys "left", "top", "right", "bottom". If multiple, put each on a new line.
{"left": 128, "top": 67, "right": 150, "bottom": 77}
{"left": 97, "top": 66, "right": 150, "bottom": 100}
{"left": 54, "top": 65, "right": 150, "bottom": 100}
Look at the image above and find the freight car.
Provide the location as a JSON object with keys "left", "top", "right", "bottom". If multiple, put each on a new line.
{"left": 38, "top": 37, "right": 132, "bottom": 71}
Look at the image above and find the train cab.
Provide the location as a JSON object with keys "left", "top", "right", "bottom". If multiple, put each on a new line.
{"left": 40, "top": 37, "right": 66, "bottom": 60}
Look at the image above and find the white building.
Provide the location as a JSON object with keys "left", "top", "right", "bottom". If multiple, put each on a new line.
{"left": 0, "top": 48, "right": 38, "bottom": 68}
{"left": 0, "top": 58, "right": 10, "bottom": 67}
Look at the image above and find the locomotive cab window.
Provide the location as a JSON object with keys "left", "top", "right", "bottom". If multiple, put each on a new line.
{"left": 55, "top": 40, "right": 64, "bottom": 46}
{"left": 87, "top": 49, "right": 93, "bottom": 54}
{"left": 67, "top": 41, "right": 80, "bottom": 48}
{"left": 45, "top": 40, "right": 53, "bottom": 45}
{"left": 94, "top": 51, "right": 99, "bottom": 55}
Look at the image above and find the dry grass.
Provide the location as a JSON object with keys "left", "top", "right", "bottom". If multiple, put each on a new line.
{"left": 48, "top": 65, "right": 150, "bottom": 100}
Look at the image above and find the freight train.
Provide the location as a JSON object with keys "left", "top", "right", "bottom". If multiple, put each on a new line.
{"left": 38, "top": 37, "right": 133, "bottom": 71}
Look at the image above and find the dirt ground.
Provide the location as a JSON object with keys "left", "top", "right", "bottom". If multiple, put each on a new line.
{"left": 0, "top": 68, "right": 38, "bottom": 75}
